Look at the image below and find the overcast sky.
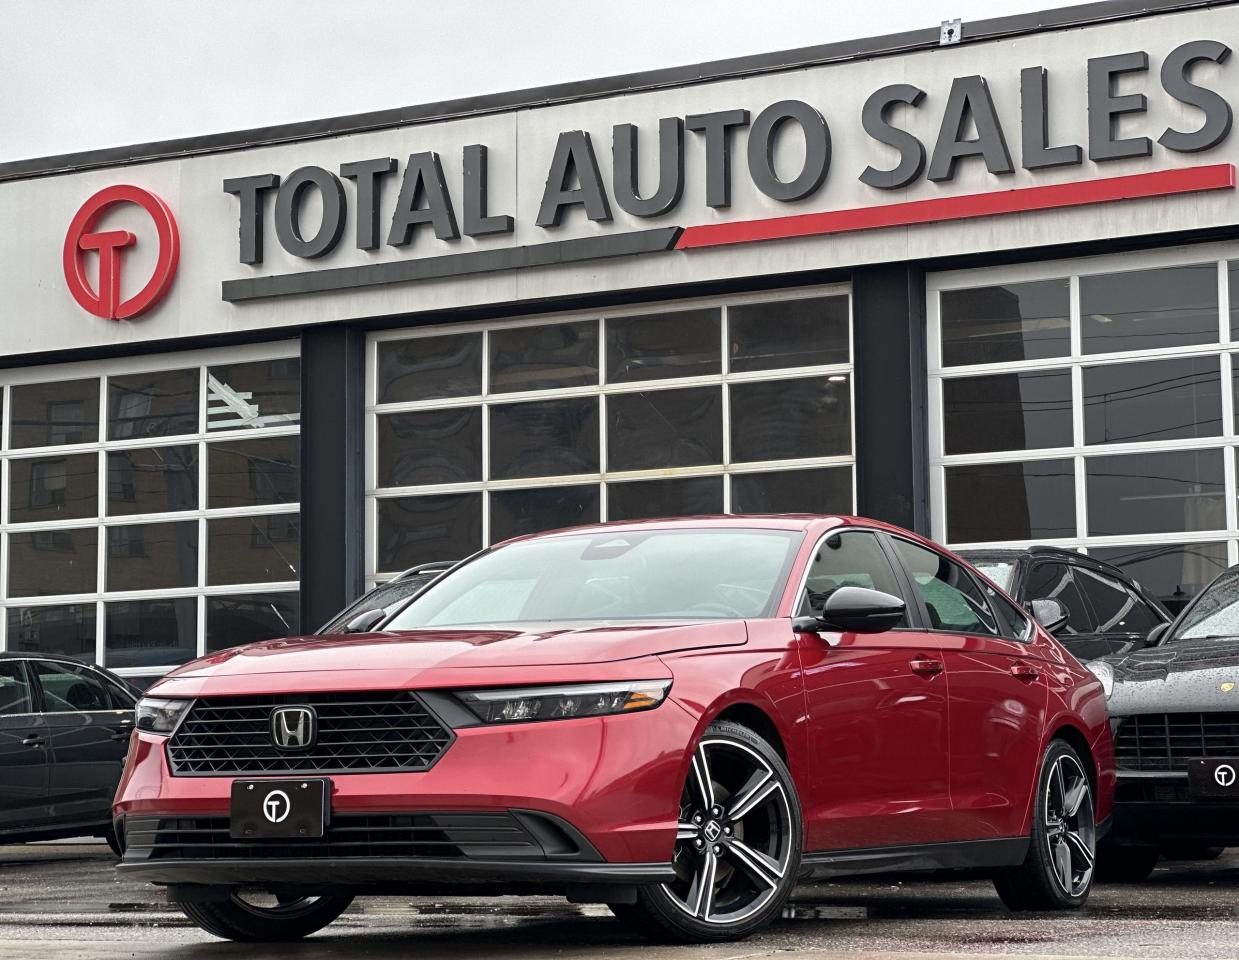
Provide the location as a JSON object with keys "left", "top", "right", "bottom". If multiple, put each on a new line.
{"left": 1, "top": 0, "right": 1057, "bottom": 162}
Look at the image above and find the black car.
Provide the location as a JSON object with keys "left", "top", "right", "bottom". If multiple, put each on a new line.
{"left": 959, "top": 546, "right": 1170, "bottom": 661}
{"left": 0, "top": 654, "right": 137, "bottom": 852}
{"left": 316, "top": 561, "right": 456, "bottom": 634}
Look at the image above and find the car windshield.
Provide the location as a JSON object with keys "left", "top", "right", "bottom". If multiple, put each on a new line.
{"left": 1172, "top": 571, "right": 1239, "bottom": 642}
{"left": 384, "top": 528, "right": 803, "bottom": 628}
{"left": 969, "top": 560, "right": 1016, "bottom": 592}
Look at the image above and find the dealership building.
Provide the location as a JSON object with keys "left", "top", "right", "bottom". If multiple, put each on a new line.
{"left": 2, "top": 0, "right": 1239, "bottom": 682}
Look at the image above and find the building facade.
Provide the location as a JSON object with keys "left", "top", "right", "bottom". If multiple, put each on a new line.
{"left": 3, "top": 0, "right": 1239, "bottom": 682}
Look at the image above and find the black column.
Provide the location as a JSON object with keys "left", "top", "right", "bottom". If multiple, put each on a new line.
{"left": 299, "top": 324, "right": 366, "bottom": 632}
{"left": 852, "top": 264, "right": 929, "bottom": 535}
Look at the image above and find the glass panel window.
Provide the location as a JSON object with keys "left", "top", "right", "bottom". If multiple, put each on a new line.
{"left": 1080, "top": 263, "right": 1218, "bottom": 355}
{"left": 1090, "top": 542, "right": 1227, "bottom": 615}
{"left": 206, "top": 593, "right": 299, "bottom": 653}
{"left": 207, "top": 359, "right": 300, "bottom": 431}
{"left": 377, "top": 494, "right": 481, "bottom": 572}
{"left": 606, "top": 309, "right": 720, "bottom": 383}
{"left": 1073, "top": 567, "right": 1149, "bottom": 634}
{"left": 892, "top": 538, "right": 1000, "bottom": 636}
{"left": 729, "top": 296, "right": 849, "bottom": 372}
{"left": 10, "top": 379, "right": 99, "bottom": 448}
{"left": 731, "top": 377, "right": 850, "bottom": 463}
{"left": 731, "top": 467, "right": 852, "bottom": 515}
{"left": 1084, "top": 356, "right": 1221, "bottom": 445}
{"left": 207, "top": 437, "right": 298, "bottom": 509}
{"left": 797, "top": 530, "right": 906, "bottom": 622}
{"left": 378, "top": 334, "right": 481, "bottom": 403}
{"left": 1025, "top": 562, "right": 1096, "bottom": 635}
{"left": 378, "top": 409, "right": 481, "bottom": 488}
{"left": 489, "top": 322, "right": 598, "bottom": 393}
{"left": 9, "top": 529, "right": 97, "bottom": 597}
{"left": 0, "top": 662, "right": 32, "bottom": 715}
{"left": 945, "top": 460, "right": 1075, "bottom": 543}
{"left": 944, "top": 370, "right": 1072, "bottom": 455}
{"left": 106, "top": 521, "right": 198, "bottom": 592}
{"left": 10, "top": 453, "right": 97, "bottom": 522}
{"left": 1086, "top": 449, "right": 1225, "bottom": 536}
{"left": 107, "top": 369, "right": 199, "bottom": 440}
{"left": 104, "top": 598, "right": 196, "bottom": 668}
{"left": 32, "top": 660, "right": 119, "bottom": 712}
{"left": 490, "top": 485, "right": 600, "bottom": 543}
{"left": 1229, "top": 260, "right": 1239, "bottom": 341}
{"left": 7, "top": 605, "right": 96, "bottom": 661}
{"left": 940, "top": 280, "right": 1070, "bottom": 366}
{"left": 607, "top": 476, "right": 724, "bottom": 521}
{"left": 608, "top": 387, "right": 721, "bottom": 472}
{"left": 108, "top": 445, "right": 198, "bottom": 516}
{"left": 490, "top": 398, "right": 599, "bottom": 480}
{"left": 207, "top": 515, "right": 299, "bottom": 585}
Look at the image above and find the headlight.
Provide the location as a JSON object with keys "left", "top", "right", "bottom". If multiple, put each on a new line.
{"left": 135, "top": 697, "right": 192, "bottom": 735}
{"left": 456, "top": 680, "right": 672, "bottom": 724}
{"left": 1086, "top": 661, "right": 1114, "bottom": 700}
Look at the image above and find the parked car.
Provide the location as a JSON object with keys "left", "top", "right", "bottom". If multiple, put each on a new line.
{"left": 1088, "top": 564, "right": 1239, "bottom": 881}
{"left": 115, "top": 517, "right": 1112, "bottom": 944}
{"left": 959, "top": 547, "right": 1170, "bottom": 661}
{"left": 0, "top": 654, "right": 138, "bottom": 853}
{"left": 316, "top": 561, "right": 457, "bottom": 634}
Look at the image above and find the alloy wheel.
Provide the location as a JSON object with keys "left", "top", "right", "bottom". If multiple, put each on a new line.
{"left": 662, "top": 738, "right": 794, "bottom": 925}
{"left": 1043, "top": 752, "right": 1095, "bottom": 897}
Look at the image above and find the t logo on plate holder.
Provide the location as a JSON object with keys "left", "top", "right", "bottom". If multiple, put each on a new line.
{"left": 271, "top": 705, "right": 317, "bottom": 750}
{"left": 1216, "top": 764, "right": 1237, "bottom": 788}
{"left": 262, "top": 789, "right": 292, "bottom": 824}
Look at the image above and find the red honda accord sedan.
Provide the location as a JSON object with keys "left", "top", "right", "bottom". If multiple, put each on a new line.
{"left": 114, "top": 516, "right": 1113, "bottom": 943}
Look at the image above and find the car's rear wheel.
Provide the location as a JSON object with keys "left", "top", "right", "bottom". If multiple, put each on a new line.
{"left": 178, "top": 890, "right": 353, "bottom": 942}
{"left": 994, "top": 740, "right": 1096, "bottom": 911}
{"left": 612, "top": 720, "right": 801, "bottom": 943}
{"left": 1096, "top": 842, "right": 1160, "bottom": 882}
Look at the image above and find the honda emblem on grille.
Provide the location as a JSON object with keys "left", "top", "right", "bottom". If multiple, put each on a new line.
{"left": 271, "top": 706, "right": 317, "bottom": 751}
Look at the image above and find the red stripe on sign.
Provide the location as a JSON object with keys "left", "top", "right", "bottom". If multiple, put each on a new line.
{"left": 674, "top": 164, "right": 1237, "bottom": 250}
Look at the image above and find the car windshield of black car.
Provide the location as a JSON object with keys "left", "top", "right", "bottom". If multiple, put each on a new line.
{"left": 1173, "top": 572, "right": 1239, "bottom": 642}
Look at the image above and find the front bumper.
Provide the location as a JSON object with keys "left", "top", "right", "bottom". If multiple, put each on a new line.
{"left": 1109, "top": 774, "right": 1239, "bottom": 846}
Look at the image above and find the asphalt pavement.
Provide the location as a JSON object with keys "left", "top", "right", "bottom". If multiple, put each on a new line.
{"left": 0, "top": 841, "right": 1236, "bottom": 960}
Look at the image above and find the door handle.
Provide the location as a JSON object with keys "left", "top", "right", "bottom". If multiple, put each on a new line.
{"left": 20, "top": 735, "right": 44, "bottom": 748}
{"left": 910, "top": 657, "right": 944, "bottom": 677}
{"left": 110, "top": 728, "right": 132, "bottom": 741}
{"left": 1010, "top": 662, "right": 1041, "bottom": 682}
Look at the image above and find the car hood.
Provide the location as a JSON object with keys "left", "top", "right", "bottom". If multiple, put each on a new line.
{"left": 1103, "top": 636, "right": 1239, "bottom": 715}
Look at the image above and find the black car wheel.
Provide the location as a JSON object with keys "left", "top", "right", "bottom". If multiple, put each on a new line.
{"left": 994, "top": 740, "right": 1096, "bottom": 910}
{"left": 1096, "top": 842, "right": 1160, "bottom": 882}
{"left": 611, "top": 720, "right": 802, "bottom": 943}
{"left": 179, "top": 891, "right": 354, "bottom": 942}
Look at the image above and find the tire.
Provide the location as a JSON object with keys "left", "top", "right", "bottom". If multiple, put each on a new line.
{"left": 994, "top": 740, "right": 1096, "bottom": 911}
{"left": 102, "top": 825, "right": 123, "bottom": 859}
{"left": 611, "top": 720, "right": 802, "bottom": 943}
{"left": 1161, "top": 846, "right": 1224, "bottom": 862}
{"left": 1096, "top": 843, "right": 1160, "bottom": 882}
{"left": 179, "top": 891, "right": 353, "bottom": 942}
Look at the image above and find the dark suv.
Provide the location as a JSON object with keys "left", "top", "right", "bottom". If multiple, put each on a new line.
{"left": 959, "top": 547, "right": 1170, "bottom": 661}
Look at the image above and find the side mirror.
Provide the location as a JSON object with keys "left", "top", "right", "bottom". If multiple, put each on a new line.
{"left": 793, "top": 586, "right": 906, "bottom": 636}
{"left": 344, "top": 609, "right": 386, "bottom": 634}
{"left": 1029, "top": 598, "right": 1069, "bottom": 634}
{"left": 1145, "top": 622, "right": 1170, "bottom": 647}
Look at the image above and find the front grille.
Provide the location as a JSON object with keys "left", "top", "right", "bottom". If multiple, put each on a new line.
{"left": 167, "top": 691, "right": 453, "bottom": 776}
{"left": 1114, "top": 712, "right": 1239, "bottom": 772}
{"left": 123, "top": 813, "right": 552, "bottom": 862}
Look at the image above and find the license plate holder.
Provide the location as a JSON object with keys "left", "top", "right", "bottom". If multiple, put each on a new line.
{"left": 230, "top": 778, "right": 330, "bottom": 840}
{"left": 1187, "top": 759, "right": 1239, "bottom": 800}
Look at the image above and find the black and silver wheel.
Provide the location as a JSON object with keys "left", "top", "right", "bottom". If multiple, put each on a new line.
{"left": 995, "top": 740, "right": 1095, "bottom": 910}
{"left": 612, "top": 720, "right": 801, "bottom": 943}
{"left": 179, "top": 890, "right": 353, "bottom": 942}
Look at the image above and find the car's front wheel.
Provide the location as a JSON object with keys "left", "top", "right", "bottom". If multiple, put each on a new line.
{"left": 612, "top": 720, "right": 802, "bottom": 943}
{"left": 178, "top": 890, "right": 354, "bottom": 942}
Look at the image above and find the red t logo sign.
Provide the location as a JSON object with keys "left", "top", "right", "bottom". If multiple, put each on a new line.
{"left": 77, "top": 229, "right": 136, "bottom": 320}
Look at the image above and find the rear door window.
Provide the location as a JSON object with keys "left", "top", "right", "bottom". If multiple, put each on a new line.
{"left": 1025, "top": 562, "right": 1095, "bottom": 635}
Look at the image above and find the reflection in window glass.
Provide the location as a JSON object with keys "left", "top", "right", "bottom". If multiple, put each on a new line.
{"left": 731, "top": 377, "right": 850, "bottom": 463}
{"left": 207, "top": 515, "right": 300, "bottom": 585}
{"left": 1084, "top": 356, "right": 1221, "bottom": 445}
{"left": 108, "top": 369, "right": 199, "bottom": 440}
{"left": 108, "top": 446, "right": 198, "bottom": 516}
{"left": 207, "top": 359, "right": 300, "bottom": 431}
{"left": 206, "top": 593, "right": 299, "bottom": 652}
{"left": 378, "top": 409, "right": 482, "bottom": 487}
{"left": 378, "top": 334, "right": 481, "bottom": 403}
{"left": 10, "top": 454, "right": 97, "bottom": 522}
{"left": 10, "top": 379, "right": 99, "bottom": 448}
{"left": 106, "top": 521, "right": 198, "bottom": 592}
{"left": 104, "top": 598, "right": 197, "bottom": 668}
{"left": 608, "top": 388, "right": 721, "bottom": 472}
{"left": 607, "top": 476, "right": 724, "bottom": 521}
{"left": 729, "top": 296, "right": 848, "bottom": 372}
{"left": 490, "top": 322, "right": 598, "bottom": 393}
{"left": 490, "top": 485, "right": 600, "bottom": 543}
{"left": 490, "top": 398, "right": 599, "bottom": 480}
{"left": 892, "top": 538, "right": 1000, "bottom": 636}
{"left": 944, "top": 370, "right": 1073, "bottom": 455}
{"left": 0, "top": 663, "right": 31, "bottom": 716}
{"left": 606, "top": 309, "right": 720, "bottom": 383}
{"left": 31, "top": 660, "right": 120, "bottom": 712}
{"left": 941, "top": 280, "right": 1070, "bottom": 366}
{"left": 1090, "top": 542, "right": 1227, "bottom": 615}
{"left": 207, "top": 437, "right": 298, "bottom": 509}
{"left": 1230, "top": 261, "right": 1239, "bottom": 341}
{"left": 797, "top": 531, "right": 905, "bottom": 622}
{"left": 1025, "top": 562, "right": 1096, "bottom": 634}
{"left": 731, "top": 467, "right": 852, "bottom": 515}
{"left": 377, "top": 494, "right": 482, "bottom": 572}
{"left": 7, "top": 605, "right": 96, "bottom": 661}
{"left": 946, "top": 460, "right": 1075, "bottom": 543}
{"left": 1080, "top": 264, "right": 1218, "bottom": 354}
{"left": 1086, "top": 449, "right": 1225, "bottom": 536}
{"left": 9, "top": 529, "right": 97, "bottom": 597}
